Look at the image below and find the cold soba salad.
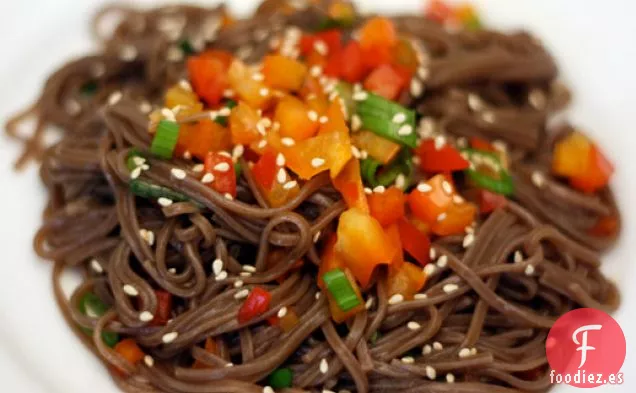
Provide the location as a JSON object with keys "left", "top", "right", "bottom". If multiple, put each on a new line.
{"left": 6, "top": 0, "right": 621, "bottom": 392}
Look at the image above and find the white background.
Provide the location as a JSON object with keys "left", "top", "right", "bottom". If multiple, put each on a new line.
{"left": 0, "top": 0, "right": 635, "bottom": 392}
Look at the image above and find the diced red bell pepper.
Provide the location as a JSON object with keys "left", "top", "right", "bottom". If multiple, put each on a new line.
{"left": 204, "top": 152, "right": 237, "bottom": 198}
{"left": 192, "top": 338, "right": 218, "bottom": 369}
{"left": 114, "top": 339, "right": 145, "bottom": 367}
{"left": 368, "top": 187, "right": 406, "bottom": 226}
{"left": 187, "top": 50, "right": 233, "bottom": 106}
{"left": 251, "top": 148, "right": 278, "bottom": 191}
{"left": 397, "top": 217, "right": 431, "bottom": 266}
{"left": 318, "top": 234, "right": 345, "bottom": 289}
{"left": 362, "top": 45, "right": 394, "bottom": 70}
{"left": 364, "top": 64, "right": 409, "bottom": 101}
{"left": 267, "top": 307, "right": 300, "bottom": 332}
{"left": 569, "top": 145, "right": 614, "bottom": 193}
{"left": 227, "top": 60, "right": 272, "bottom": 109}
{"left": 470, "top": 137, "right": 496, "bottom": 152}
{"left": 351, "top": 130, "right": 401, "bottom": 165}
{"left": 237, "top": 287, "right": 272, "bottom": 324}
{"left": 416, "top": 139, "right": 470, "bottom": 173}
{"left": 433, "top": 202, "right": 477, "bottom": 236}
{"left": 229, "top": 102, "right": 262, "bottom": 145}
{"left": 387, "top": 262, "right": 427, "bottom": 300}
{"left": 589, "top": 215, "right": 619, "bottom": 237}
{"left": 335, "top": 208, "right": 399, "bottom": 288}
{"left": 333, "top": 158, "right": 369, "bottom": 213}
{"left": 175, "top": 119, "right": 232, "bottom": 160}
{"left": 477, "top": 189, "right": 508, "bottom": 214}
{"left": 425, "top": 0, "right": 453, "bottom": 24}
{"left": 384, "top": 223, "right": 404, "bottom": 269}
{"left": 391, "top": 37, "right": 419, "bottom": 73}
{"left": 300, "top": 29, "right": 343, "bottom": 57}
{"left": 262, "top": 55, "right": 308, "bottom": 92}
{"left": 323, "top": 267, "right": 365, "bottom": 323}
{"left": 359, "top": 17, "right": 397, "bottom": 51}
{"left": 340, "top": 41, "right": 367, "bottom": 83}
{"left": 150, "top": 290, "right": 172, "bottom": 326}
{"left": 323, "top": 49, "right": 343, "bottom": 78}
{"left": 274, "top": 96, "right": 319, "bottom": 141}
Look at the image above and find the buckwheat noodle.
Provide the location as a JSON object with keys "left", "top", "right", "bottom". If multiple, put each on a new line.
{"left": 6, "top": 1, "right": 621, "bottom": 392}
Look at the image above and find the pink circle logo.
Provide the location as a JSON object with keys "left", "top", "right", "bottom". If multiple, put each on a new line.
{"left": 546, "top": 308, "right": 626, "bottom": 388}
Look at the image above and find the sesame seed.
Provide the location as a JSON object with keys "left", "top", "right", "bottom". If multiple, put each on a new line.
{"left": 351, "top": 145, "right": 362, "bottom": 159}
{"left": 442, "top": 180, "right": 453, "bottom": 195}
{"left": 426, "top": 365, "right": 437, "bottom": 380}
{"left": 423, "top": 264, "right": 436, "bottom": 276}
{"left": 232, "top": 145, "right": 244, "bottom": 160}
{"left": 65, "top": 100, "right": 81, "bottom": 116}
{"left": 257, "top": 140, "right": 268, "bottom": 149}
{"left": 407, "top": 321, "right": 421, "bottom": 331}
{"left": 467, "top": 94, "right": 484, "bottom": 111}
{"left": 443, "top": 284, "right": 459, "bottom": 294}
{"left": 418, "top": 117, "right": 436, "bottom": 138}
{"left": 259, "top": 87, "right": 270, "bottom": 97}
{"left": 310, "top": 65, "right": 323, "bottom": 77}
{"left": 91, "top": 62, "right": 106, "bottom": 77}
{"left": 456, "top": 137, "right": 468, "bottom": 148}
{"left": 319, "top": 358, "right": 329, "bottom": 374}
{"left": 139, "top": 229, "right": 155, "bottom": 246}
{"left": 276, "top": 168, "right": 287, "bottom": 184}
{"left": 401, "top": 356, "right": 415, "bottom": 364}
{"left": 422, "top": 344, "right": 432, "bottom": 355}
{"left": 90, "top": 259, "right": 103, "bottom": 273}
{"left": 529, "top": 89, "right": 547, "bottom": 110}
{"left": 119, "top": 45, "right": 138, "bottom": 61}
{"left": 263, "top": 387, "right": 274, "bottom": 393}
{"left": 437, "top": 213, "right": 447, "bottom": 222}
{"left": 417, "top": 67, "right": 430, "bottom": 80}
{"left": 453, "top": 195, "right": 464, "bottom": 204}
{"left": 234, "top": 280, "right": 244, "bottom": 288}
{"left": 465, "top": 226, "right": 475, "bottom": 234}
{"left": 144, "top": 355, "right": 154, "bottom": 367}
{"left": 397, "top": 124, "right": 414, "bottom": 136}
{"left": 492, "top": 140, "right": 507, "bottom": 152}
{"left": 525, "top": 265, "right": 535, "bottom": 276}
{"left": 373, "top": 186, "right": 386, "bottom": 194}
{"left": 319, "top": 115, "right": 328, "bottom": 124}
{"left": 240, "top": 272, "right": 252, "bottom": 277}
{"left": 218, "top": 151, "right": 232, "bottom": 158}
{"left": 252, "top": 72, "right": 265, "bottom": 81}
{"left": 446, "top": 373, "right": 455, "bottom": 383}
{"left": 215, "top": 271, "right": 228, "bottom": 281}
{"left": 429, "top": 247, "right": 437, "bottom": 259}
{"left": 410, "top": 78, "right": 424, "bottom": 97}
{"left": 237, "top": 46, "right": 253, "bottom": 60}
{"left": 158, "top": 197, "right": 173, "bottom": 207}
{"left": 417, "top": 183, "right": 432, "bottom": 193}
{"left": 311, "top": 157, "right": 325, "bottom": 168}
{"left": 482, "top": 111, "right": 496, "bottom": 124}
{"left": 139, "top": 101, "right": 152, "bottom": 114}
{"left": 168, "top": 268, "right": 176, "bottom": 274}
{"left": 436, "top": 255, "right": 448, "bottom": 268}
{"left": 353, "top": 91, "right": 368, "bottom": 101}
{"left": 213, "top": 162, "right": 230, "bottom": 172}
{"left": 392, "top": 113, "right": 407, "bottom": 124}
{"left": 308, "top": 110, "right": 319, "bottom": 122}
{"left": 108, "top": 91, "right": 123, "bottom": 106}
{"left": 201, "top": 173, "right": 215, "bottom": 184}
{"left": 283, "top": 180, "right": 297, "bottom": 190}
{"left": 365, "top": 297, "right": 374, "bottom": 310}
{"left": 470, "top": 347, "right": 478, "bottom": 356}
{"left": 388, "top": 294, "right": 404, "bottom": 305}
{"left": 314, "top": 40, "right": 328, "bottom": 55}
{"left": 414, "top": 293, "right": 428, "bottom": 300}
{"left": 242, "top": 265, "right": 256, "bottom": 273}
{"left": 192, "top": 164, "right": 204, "bottom": 173}
{"left": 315, "top": 292, "right": 321, "bottom": 300}
{"left": 223, "top": 89, "right": 235, "bottom": 98}
{"left": 313, "top": 231, "right": 321, "bottom": 243}
{"left": 171, "top": 168, "right": 187, "bottom": 179}
{"left": 531, "top": 171, "right": 546, "bottom": 188}
{"left": 395, "top": 174, "right": 407, "bottom": 189}
{"left": 139, "top": 311, "right": 154, "bottom": 322}
{"left": 458, "top": 348, "right": 472, "bottom": 358}
{"left": 212, "top": 258, "right": 223, "bottom": 275}
{"left": 364, "top": 187, "right": 373, "bottom": 195}
{"left": 178, "top": 79, "right": 192, "bottom": 92}
{"left": 225, "top": 362, "right": 234, "bottom": 367}
{"left": 162, "top": 332, "right": 179, "bottom": 344}
{"left": 276, "top": 153, "right": 286, "bottom": 167}
{"left": 360, "top": 150, "right": 369, "bottom": 159}
{"left": 514, "top": 250, "right": 523, "bottom": 263}
{"left": 207, "top": 111, "right": 218, "bottom": 121}
{"left": 281, "top": 137, "right": 296, "bottom": 146}
{"left": 123, "top": 284, "right": 138, "bottom": 296}
{"left": 218, "top": 107, "right": 231, "bottom": 116}
{"left": 234, "top": 289, "right": 249, "bottom": 299}
{"left": 322, "top": 390, "right": 335, "bottom": 393}
{"left": 463, "top": 233, "right": 475, "bottom": 248}
{"left": 277, "top": 307, "right": 288, "bottom": 318}
{"left": 434, "top": 136, "right": 446, "bottom": 150}
{"left": 166, "top": 46, "right": 184, "bottom": 62}
{"left": 351, "top": 114, "right": 362, "bottom": 131}
{"left": 224, "top": 193, "right": 234, "bottom": 200}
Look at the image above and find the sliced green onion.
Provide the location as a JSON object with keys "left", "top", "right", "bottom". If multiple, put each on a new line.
{"left": 126, "top": 148, "right": 145, "bottom": 171}
{"left": 215, "top": 99, "right": 238, "bottom": 126}
{"left": 150, "top": 120, "right": 180, "bottom": 159}
{"left": 462, "top": 148, "right": 514, "bottom": 196}
{"left": 356, "top": 93, "right": 417, "bottom": 148}
{"left": 323, "top": 268, "right": 360, "bottom": 312}
{"left": 225, "top": 99, "right": 238, "bottom": 109}
{"left": 361, "top": 149, "right": 413, "bottom": 189}
{"left": 179, "top": 39, "right": 195, "bottom": 55}
{"left": 80, "top": 81, "right": 98, "bottom": 96}
{"left": 268, "top": 368, "right": 293, "bottom": 389}
{"left": 335, "top": 81, "right": 355, "bottom": 118}
{"left": 316, "top": 17, "right": 354, "bottom": 31}
{"left": 130, "top": 179, "right": 203, "bottom": 208}
{"left": 234, "top": 160, "right": 243, "bottom": 178}
{"left": 79, "top": 292, "right": 119, "bottom": 348}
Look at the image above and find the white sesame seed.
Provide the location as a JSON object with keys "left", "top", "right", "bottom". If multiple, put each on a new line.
{"left": 442, "top": 180, "right": 453, "bottom": 195}
{"left": 373, "top": 186, "right": 386, "bottom": 194}
{"left": 218, "top": 107, "right": 231, "bottom": 116}
{"left": 388, "top": 294, "right": 404, "bottom": 305}
{"left": 434, "top": 136, "right": 446, "bottom": 150}
{"left": 212, "top": 162, "right": 230, "bottom": 172}
{"left": 168, "top": 268, "right": 177, "bottom": 274}
{"left": 139, "top": 229, "right": 155, "bottom": 246}
{"left": 353, "top": 91, "right": 368, "bottom": 101}
{"left": 410, "top": 78, "right": 424, "bottom": 97}
{"left": 322, "top": 390, "right": 335, "bottom": 393}
{"left": 224, "top": 193, "right": 234, "bottom": 200}
{"left": 446, "top": 373, "right": 455, "bottom": 383}
{"left": 283, "top": 180, "right": 298, "bottom": 190}
{"left": 392, "top": 113, "right": 407, "bottom": 124}
{"left": 529, "top": 89, "right": 547, "bottom": 110}
{"left": 319, "top": 358, "right": 329, "bottom": 374}
{"left": 433, "top": 341, "right": 444, "bottom": 351}
{"left": 225, "top": 362, "right": 234, "bottom": 367}
{"left": 277, "top": 307, "right": 288, "bottom": 318}
{"left": 465, "top": 225, "right": 475, "bottom": 234}
{"left": 397, "top": 124, "right": 414, "bottom": 136}
{"left": 259, "top": 87, "right": 270, "bottom": 97}
{"left": 418, "top": 117, "right": 436, "bottom": 138}
{"left": 191, "top": 163, "right": 204, "bottom": 173}
{"left": 158, "top": 197, "right": 173, "bottom": 207}
{"left": 350, "top": 145, "right": 362, "bottom": 159}
{"left": 453, "top": 195, "right": 464, "bottom": 204}
{"left": 308, "top": 110, "right": 319, "bottom": 122}
{"left": 422, "top": 344, "right": 432, "bottom": 355}
{"left": 315, "top": 292, "right": 321, "bottom": 300}
{"left": 162, "top": 332, "right": 179, "bottom": 344}
{"left": 414, "top": 293, "right": 428, "bottom": 300}
{"left": 201, "top": 173, "right": 215, "bottom": 184}
{"left": 234, "top": 289, "right": 249, "bottom": 299}
{"left": 417, "top": 67, "right": 430, "bottom": 81}
{"left": 207, "top": 111, "right": 218, "bottom": 121}
{"left": 223, "top": 89, "right": 235, "bottom": 98}
{"left": 215, "top": 271, "right": 228, "bottom": 281}
{"left": 166, "top": 46, "right": 184, "bottom": 62}
{"left": 263, "top": 387, "right": 275, "bottom": 393}
{"left": 436, "top": 255, "right": 448, "bottom": 268}
{"left": 123, "top": 284, "right": 139, "bottom": 296}
{"left": 395, "top": 174, "right": 407, "bottom": 189}
{"left": 443, "top": 284, "right": 459, "bottom": 294}
{"left": 276, "top": 168, "right": 287, "bottom": 184}
{"left": 467, "top": 94, "right": 484, "bottom": 111}
{"left": 365, "top": 297, "right": 374, "bottom": 310}
{"left": 514, "top": 250, "right": 523, "bottom": 263}
{"left": 531, "top": 171, "right": 546, "bottom": 188}
{"left": 276, "top": 153, "right": 286, "bottom": 167}
{"left": 119, "top": 45, "right": 138, "bottom": 61}
{"left": 218, "top": 151, "right": 232, "bottom": 158}
{"left": 351, "top": 114, "right": 362, "bottom": 131}
{"left": 240, "top": 272, "right": 252, "bottom": 277}
{"left": 252, "top": 72, "right": 265, "bottom": 82}
{"left": 171, "top": 168, "right": 187, "bottom": 179}
{"left": 234, "top": 280, "right": 244, "bottom": 288}
{"left": 232, "top": 145, "right": 245, "bottom": 160}
{"left": 407, "top": 321, "right": 421, "bottom": 331}
{"left": 417, "top": 183, "right": 432, "bottom": 193}
{"left": 313, "top": 231, "right": 321, "bottom": 243}
{"left": 310, "top": 65, "right": 323, "bottom": 77}
{"left": 90, "top": 259, "right": 103, "bottom": 273}
{"left": 65, "top": 99, "right": 81, "bottom": 116}
{"left": 525, "top": 265, "right": 535, "bottom": 276}
{"left": 360, "top": 150, "right": 369, "bottom": 159}
{"left": 426, "top": 365, "right": 437, "bottom": 380}
{"left": 437, "top": 213, "right": 447, "bottom": 222}
{"left": 314, "top": 40, "right": 328, "bottom": 55}
{"left": 423, "top": 264, "right": 437, "bottom": 276}
{"left": 456, "top": 137, "right": 468, "bottom": 148}
{"left": 401, "top": 356, "right": 415, "bottom": 364}
{"left": 242, "top": 265, "right": 256, "bottom": 273}
{"left": 281, "top": 137, "right": 296, "bottom": 147}
{"left": 144, "top": 355, "right": 154, "bottom": 367}
{"left": 212, "top": 258, "right": 223, "bottom": 275}
{"left": 257, "top": 140, "right": 268, "bottom": 149}
{"left": 139, "top": 311, "right": 154, "bottom": 322}
{"left": 470, "top": 347, "right": 478, "bottom": 356}
{"left": 364, "top": 187, "right": 373, "bottom": 195}
{"left": 458, "top": 348, "right": 471, "bottom": 358}
{"left": 429, "top": 247, "right": 437, "bottom": 260}
{"left": 91, "top": 62, "right": 106, "bottom": 77}
{"left": 178, "top": 79, "right": 192, "bottom": 92}
{"left": 482, "top": 111, "right": 496, "bottom": 124}
{"left": 237, "top": 45, "right": 253, "bottom": 60}
{"left": 319, "top": 116, "right": 328, "bottom": 124}
{"left": 139, "top": 101, "right": 152, "bottom": 114}
{"left": 108, "top": 91, "right": 123, "bottom": 106}
{"left": 463, "top": 233, "right": 475, "bottom": 248}
{"left": 311, "top": 157, "right": 325, "bottom": 168}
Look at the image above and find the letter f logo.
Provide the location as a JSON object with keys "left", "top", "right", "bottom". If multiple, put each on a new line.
{"left": 572, "top": 324, "right": 602, "bottom": 368}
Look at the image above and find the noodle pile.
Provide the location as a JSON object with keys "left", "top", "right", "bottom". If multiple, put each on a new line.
{"left": 5, "top": 1, "right": 621, "bottom": 392}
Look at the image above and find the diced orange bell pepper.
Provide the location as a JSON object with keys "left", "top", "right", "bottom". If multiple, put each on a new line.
{"left": 335, "top": 208, "right": 398, "bottom": 287}
{"left": 274, "top": 96, "right": 319, "bottom": 141}
{"left": 454, "top": 4, "right": 481, "bottom": 30}
{"left": 175, "top": 119, "right": 232, "bottom": 160}
{"left": 165, "top": 83, "right": 200, "bottom": 109}
{"left": 193, "top": 338, "right": 218, "bottom": 369}
{"left": 387, "top": 262, "right": 427, "bottom": 300}
{"left": 416, "top": 140, "right": 470, "bottom": 173}
{"left": 323, "top": 267, "right": 365, "bottom": 323}
{"left": 391, "top": 37, "right": 419, "bottom": 73}
{"left": 229, "top": 102, "right": 262, "bottom": 145}
{"left": 267, "top": 307, "right": 300, "bottom": 332}
{"left": 552, "top": 132, "right": 592, "bottom": 178}
{"left": 251, "top": 148, "right": 278, "bottom": 191}
{"left": 384, "top": 223, "right": 404, "bottom": 269}
{"left": 328, "top": 1, "right": 356, "bottom": 23}
{"left": 589, "top": 215, "right": 619, "bottom": 237}
{"left": 397, "top": 217, "right": 431, "bottom": 266}
{"left": 204, "top": 152, "right": 237, "bottom": 197}
{"left": 305, "top": 93, "right": 330, "bottom": 116}
{"left": 408, "top": 174, "right": 454, "bottom": 224}
{"left": 114, "top": 339, "right": 145, "bottom": 368}
{"left": 187, "top": 50, "right": 233, "bottom": 106}
{"left": 333, "top": 158, "right": 369, "bottom": 213}
{"left": 569, "top": 145, "right": 614, "bottom": 193}
{"left": 263, "top": 173, "right": 300, "bottom": 207}
{"left": 359, "top": 17, "right": 397, "bottom": 51}
{"left": 318, "top": 234, "right": 345, "bottom": 289}
{"left": 351, "top": 130, "right": 401, "bottom": 165}
{"left": 227, "top": 60, "right": 272, "bottom": 109}
{"left": 432, "top": 201, "right": 477, "bottom": 236}
{"left": 340, "top": 41, "right": 368, "bottom": 83}
{"left": 426, "top": 0, "right": 453, "bottom": 24}
{"left": 262, "top": 55, "right": 308, "bottom": 92}
{"left": 364, "top": 64, "right": 409, "bottom": 101}
{"left": 368, "top": 187, "right": 405, "bottom": 226}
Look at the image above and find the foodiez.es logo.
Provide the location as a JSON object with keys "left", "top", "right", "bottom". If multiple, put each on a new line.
{"left": 546, "top": 308, "right": 626, "bottom": 388}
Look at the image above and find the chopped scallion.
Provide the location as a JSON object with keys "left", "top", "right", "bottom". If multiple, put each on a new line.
{"left": 150, "top": 120, "right": 180, "bottom": 159}
{"left": 268, "top": 367, "right": 293, "bottom": 389}
{"left": 130, "top": 179, "right": 203, "bottom": 208}
{"left": 462, "top": 148, "right": 514, "bottom": 195}
{"left": 361, "top": 149, "right": 413, "bottom": 188}
{"left": 179, "top": 39, "right": 195, "bottom": 55}
{"left": 322, "top": 268, "right": 361, "bottom": 312}
{"left": 356, "top": 93, "right": 417, "bottom": 148}
{"left": 80, "top": 81, "right": 98, "bottom": 96}
{"left": 79, "top": 292, "right": 119, "bottom": 348}
{"left": 335, "top": 81, "right": 356, "bottom": 118}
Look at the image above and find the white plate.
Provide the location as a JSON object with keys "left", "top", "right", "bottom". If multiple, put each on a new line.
{"left": 0, "top": 0, "right": 635, "bottom": 392}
